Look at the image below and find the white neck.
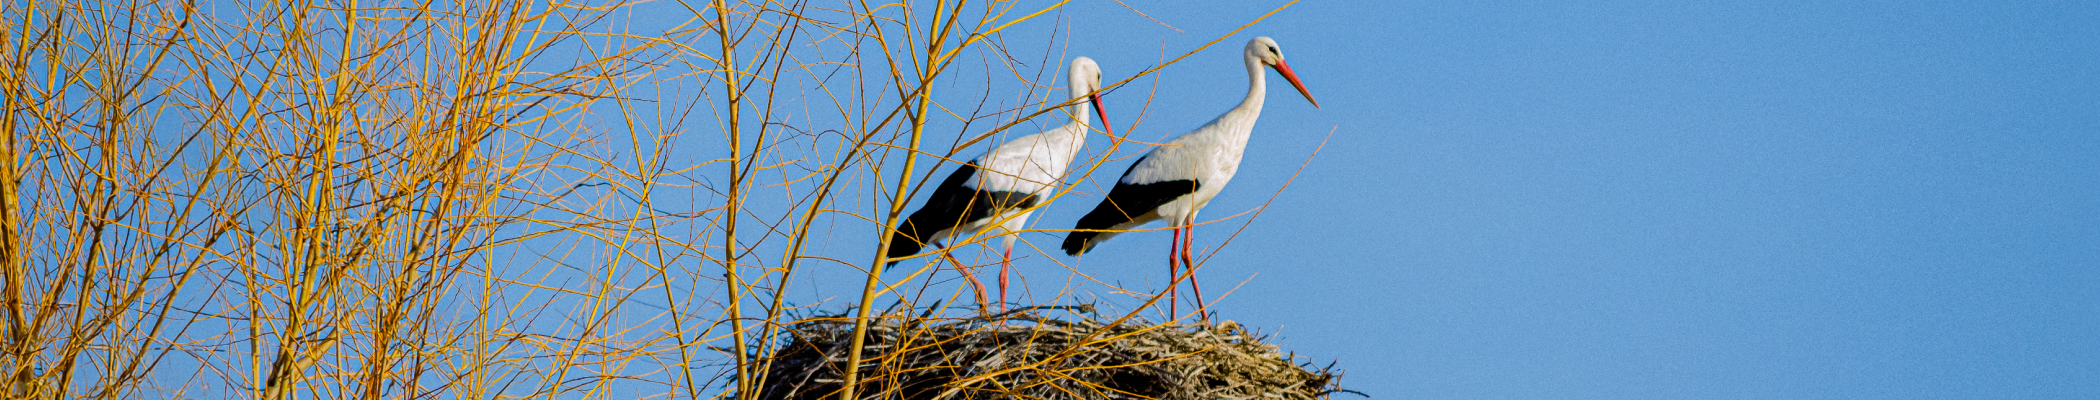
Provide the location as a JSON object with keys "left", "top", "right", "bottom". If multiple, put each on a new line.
{"left": 1239, "top": 53, "right": 1267, "bottom": 112}
{"left": 1066, "top": 81, "right": 1092, "bottom": 128}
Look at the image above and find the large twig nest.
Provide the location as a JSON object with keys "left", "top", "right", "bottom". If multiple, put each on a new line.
{"left": 755, "top": 305, "right": 1349, "bottom": 400}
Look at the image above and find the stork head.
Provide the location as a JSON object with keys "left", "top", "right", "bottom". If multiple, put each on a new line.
{"left": 1068, "top": 56, "right": 1114, "bottom": 137}
{"left": 1246, "top": 37, "right": 1319, "bottom": 108}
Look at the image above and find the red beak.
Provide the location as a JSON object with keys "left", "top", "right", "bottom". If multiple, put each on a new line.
{"left": 1272, "top": 60, "right": 1320, "bottom": 108}
{"left": 1090, "top": 92, "right": 1115, "bottom": 140}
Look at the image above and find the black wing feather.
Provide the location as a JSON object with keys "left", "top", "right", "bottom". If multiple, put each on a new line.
{"left": 886, "top": 161, "right": 1041, "bottom": 268}
{"left": 1061, "top": 158, "right": 1199, "bottom": 255}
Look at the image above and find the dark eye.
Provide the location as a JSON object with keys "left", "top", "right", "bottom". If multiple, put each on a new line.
{"left": 1267, "top": 46, "right": 1279, "bottom": 55}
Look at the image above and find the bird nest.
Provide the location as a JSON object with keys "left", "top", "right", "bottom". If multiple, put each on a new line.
{"left": 754, "top": 305, "right": 1350, "bottom": 400}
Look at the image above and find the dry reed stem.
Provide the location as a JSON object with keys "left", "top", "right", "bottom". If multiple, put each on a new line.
{"left": 0, "top": 1, "right": 1327, "bottom": 399}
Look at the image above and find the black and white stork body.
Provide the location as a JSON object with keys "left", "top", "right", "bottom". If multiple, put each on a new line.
{"left": 1061, "top": 37, "right": 1318, "bottom": 320}
{"left": 888, "top": 56, "right": 1113, "bottom": 307}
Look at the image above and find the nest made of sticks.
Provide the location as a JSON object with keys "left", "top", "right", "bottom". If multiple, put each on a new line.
{"left": 754, "top": 305, "right": 1349, "bottom": 400}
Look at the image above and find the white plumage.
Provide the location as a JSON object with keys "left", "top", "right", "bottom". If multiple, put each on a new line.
{"left": 1062, "top": 37, "right": 1318, "bottom": 320}
{"left": 888, "top": 56, "right": 1113, "bottom": 307}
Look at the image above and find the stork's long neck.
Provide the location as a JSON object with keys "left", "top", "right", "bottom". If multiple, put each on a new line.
{"left": 1238, "top": 53, "right": 1267, "bottom": 113}
{"left": 1040, "top": 78, "right": 1092, "bottom": 156}
{"left": 1067, "top": 85, "right": 1092, "bottom": 129}
{"left": 1183, "top": 53, "right": 1266, "bottom": 150}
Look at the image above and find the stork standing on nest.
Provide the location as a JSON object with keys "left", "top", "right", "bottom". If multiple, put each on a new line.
{"left": 887, "top": 56, "right": 1115, "bottom": 309}
{"left": 1061, "top": 37, "right": 1319, "bottom": 321}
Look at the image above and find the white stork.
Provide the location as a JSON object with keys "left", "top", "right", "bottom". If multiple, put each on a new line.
{"left": 1061, "top": 37, "right": 1318, "bottom": 321}
{"left": 888, "top": 56, "right": 1114, "bottom": 308}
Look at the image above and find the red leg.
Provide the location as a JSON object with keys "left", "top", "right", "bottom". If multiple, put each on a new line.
{"left": 963, "top": 264, "right": 989, "bottom": 311}
{"left": 1183, "top": 220, "right": 1208, "bottom": 323}
{"left": 933, "top": 242, "right": 989, "bottom": 310}
{"left": 998, "top": 246, "right": 1012, "bottom": 312}
{"left": 1167, "top": 224, "right": 1182, "bottom": 321}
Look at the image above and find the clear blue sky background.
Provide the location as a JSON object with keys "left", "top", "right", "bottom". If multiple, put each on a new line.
{"left": 903, "top": 1, "right": 2100, "bottom": 398}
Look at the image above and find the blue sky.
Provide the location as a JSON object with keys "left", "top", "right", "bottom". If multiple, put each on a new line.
{"left": 912, "top": 0, "right": 2100, "bottom": 398}
{"left": 67, "top": 0, "right": 2096, "bottom": 397}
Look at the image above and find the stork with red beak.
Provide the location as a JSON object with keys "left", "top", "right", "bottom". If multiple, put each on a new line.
{"left": 1062, "top": 37, "right": 1318, "bottom": 321}
{"left": 888, "top": 56, "right": 1115, "bottom": 309}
